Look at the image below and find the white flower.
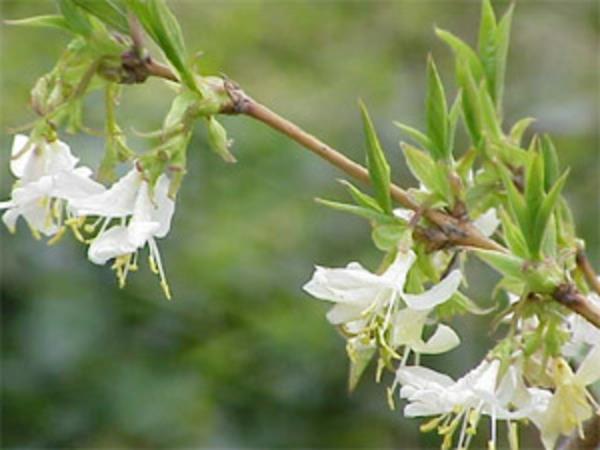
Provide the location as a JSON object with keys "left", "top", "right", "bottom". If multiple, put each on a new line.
{"left": 395, "top": 359, "right": 540, "bottom": 449}
{"left": 303, "top": 249, "right": 461, "bottom": 355}
{"left": 531, "top": 347, "right": 600, "bottom": 450}
{"left": 564, "top": 292, "right": 600, "bottom": 357}
{"left": 0, "top": 134, "right": 104, "bottom": 237}
{"left": 72, "top": 167, "right": 175, "bottom": 298}
{"left": 473, "top": 208, "right": 500, "bottom": 237}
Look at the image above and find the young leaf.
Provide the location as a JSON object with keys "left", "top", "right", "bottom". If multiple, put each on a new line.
{"left": 426, "top": 55, "right": 449, "bottom": 160}
{"left": 372, "top": 224, "right": 407, "bottom": 252}
{"left": 499, "top": 208, "right": 529, "bottom": 258}
{"left": 447, "top": 92, "right": 462, "bottom": 154}
{"left": 524, "top": 152, "right": 545, "bottom": 245}
{"left": 435, "top": 28, "right": 484, "bottom": 82}
{"left": 531, "top": 169, "right": 569, "bottom": 257}
{"left": 402, "top": 143, "right": 437, "bottom": 191}
{"left": 509, "top": 117, "right": 535, "bottom": 146}
{"left": 479, "top": 83, "right": 503, "bottom": 141}
{"left": 126, "top": 0, "right": 197, "bottom": 91}
{"left": 72, "top": 0, "right": 128, "bottom": 33}
{"left": 498, "top": 165, "right": 528, "bottom": 237}
{"left": 474, "top": 249, "right": 525, "bottom": 280}
{"left": 456, "top": 59, "right": 483, "bottom": 146}
{"left": 5, "top": 15, "right": 71, "bottom": 32}
{"left": 540, "top": 134, "right": 560, "bottom": 190}
{"left": 359, "top": 101, "right": 392, "bottom": 214}
{"left": 339, "top": 180, "right": 382, "bottom": 212}
{"left": 478, "top": 0, "right": 498, "bottom": 102}
{"left": 393, "top": 122, "right": 432, "bottom": 152}
{"left": 494, "top": 4, "right": 514, "bottom": 115}
{"left": 57, "top": 0, "right": 92, "bottom": 36}
{"left": 316, "top": 199, "right": 398, "bottom": 225}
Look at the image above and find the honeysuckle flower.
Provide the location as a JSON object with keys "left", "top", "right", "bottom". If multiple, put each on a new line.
{"left": 303, "top": 249, "right": 462, "bottom": 355}
{"left": 563, "top": 292, "right": 600, "bottom": 357}
{"left": 395, "top": 359, "right": 539, "bottom": 450}
{"left": 71, "top": 167, "right": 175, "bottom": 298}
{"left": 0, "top": 134, "right": 104, "bottom": 238}
{"left": 530, "top": 346, "right": 600, "bottom": 450}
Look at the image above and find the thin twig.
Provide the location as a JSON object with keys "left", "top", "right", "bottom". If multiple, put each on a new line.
{"left": 554, "top": 283, "right": 600, "bottom": 328}
{"left": 576, "top": 248, "right": 600, "bottom": 296}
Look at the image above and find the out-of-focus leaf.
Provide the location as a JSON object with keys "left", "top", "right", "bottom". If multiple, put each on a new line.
{"left": 5, "top": 15, "right": 71, "bottom": 32}
{"left": 58, "top": 0, "right": 92, "bottom": 36}
{"left": 426, "top": 55, "right": 449, "bottom": 160}
{"left": 72, "top": 0, "right": 128, "bottom": 33}
{"left": 509, "top": 117, "right": 535, "bottom": 146}
{"left": 359, "top": 101, "right": 392, "bottom": 214}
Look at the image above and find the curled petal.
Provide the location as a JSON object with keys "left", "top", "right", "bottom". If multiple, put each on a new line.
{"left": 88, "top": 226, "right": 137, "bottom": 265}
{"left": 402, "top": 269, "right": 462, "bottom": 310}
{"left": 411, "top": 324, "right": 460, "bottom": 354}
{"left": 473, "top": 208, "right": 500, "bottom": 237}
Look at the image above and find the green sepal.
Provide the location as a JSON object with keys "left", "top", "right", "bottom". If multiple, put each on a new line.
{"left": 206, "top": 116, "right": 236, "bottom": 163}
{"left": 359, "top": 101, "right": 392, "bottom": 214}
{"left": 347, "top": 340, "right": 376, "bottom": 393}
{"left": 426, "top": 55, "right": 449, "bottom": 160}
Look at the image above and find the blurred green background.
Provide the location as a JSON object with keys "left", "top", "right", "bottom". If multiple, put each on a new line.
{"left": 0, "top": 1, "right": 598, "bottom": 448}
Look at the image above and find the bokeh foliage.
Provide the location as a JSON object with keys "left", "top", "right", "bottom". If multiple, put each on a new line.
{"left": 1, "top": 1, "right": 598, "bottom": 448}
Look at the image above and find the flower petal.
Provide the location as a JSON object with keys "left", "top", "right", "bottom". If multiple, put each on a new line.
{"left": 128, "top": 180, "right": 160, "bottom": 247}
{"left": 473, "top": 208, "right": 500, "bottom": 237}
{"left": 325, "top": 303, "right": 365, "bottom": 325}
{"left": 382, "top": 249, "right": 416, "bottom": 290}
{"left": 402, "top": 269, "right": 462, "bottom": 311}
{"left": 88, "top": 226, "right": 138, "bottom": 265}
{"left": 52, "top": 167, "right": 105, "bottom": 200}
{"left": 45, "top": 139, "right": 78, "bottom": 174}
{"left": 72, "top": 168, "right": 140, "bottom": 217}
{"left": 575, "top": 344, "right": 600, "bottom": 386}
{"left": 150, "top": 174, "right": 175, "bottom": 238}
{"left": 412, "top": 324, "right": 460, "bottom": 354}
{"left": 396, "top": 365, "right": 455, "bottom": 391}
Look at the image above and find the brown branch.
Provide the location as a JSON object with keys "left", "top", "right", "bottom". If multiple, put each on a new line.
{"left": 576, "top": 248, "right": 600, "bottom": 296}
{"left": 554, "top": 283, "right": 600, "bottom": 328}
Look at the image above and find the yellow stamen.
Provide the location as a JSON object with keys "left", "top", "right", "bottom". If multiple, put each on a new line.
{"left": 47, "top": 226, "right": 66, "bottom": 246}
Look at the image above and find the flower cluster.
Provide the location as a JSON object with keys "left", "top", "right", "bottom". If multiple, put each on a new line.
{"left": 1, "top": 134, "right": 175, "bottom": 298}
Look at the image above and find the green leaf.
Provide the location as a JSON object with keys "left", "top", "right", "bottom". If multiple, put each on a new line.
{"left": 509, "top": 117, "right": 535, "bottom": 146}
{"left": 478, "top": 0, "right": 498, "bottom": 103}
{"left": 316, "top": 198, "right": 398, "bottom": 225}
{"left": 359, "top": 101, "right": 392, "bottom": 214}
{"left": 372, "top": 224, "right": 407, "bottom": 252}
{"left": 72, "top": 0, "right": 128, "bottom": 33}
{"left": 494, "top": 4, "right": 514, "bottom": 115}
{"left": 402, "top": 144, "right": 451, "bottom": 204}
{"left": 474, "top": 249, "right": 524, "bottom": 279}
{"left": 436, "top": 291, "right": 495, "bottom": 321}
{"left": 339, "top": 180, "right": 382, "bottom": 212}
{"left": 524, "top": 152, "right": 545, "bottom": 248}
{"left": 435, "top": 28, "right": 484, "bottom": 82}
{"left": 540, "top": 134, "right": 560, "bottom": 190}
{"left": 479, "top": 83, "right": 503, "bottom": 141}
{"left": 531, "top": 169, "right": 569, "bottom": 257}
{"left": 499, "top": 208, "right": 529, "bottom": 258}
{"left": 447, "top": 92, "right": 462, "bottom": 154}
{"left": 393, "top": 122, "right": 432, "bottom": 152}
{"left": 58, "top": 0, "right": 93, "bottom": 36}
{"left": 126, "top": 0, "right": 197, "bottom": 91}
{"left": 456, "top": 58, "right": 483, "bottom": 146}
{"left": 5, "top": 15, "right": 71, "bottom": 32}
{"left": 426, "top": 55, "right": 449, "bottom": 160}
{"left": 498, "top": 165, "right": 528, "bottom": 236}
{"left": 456, "top": 147, "right": 477, "bottom": 182}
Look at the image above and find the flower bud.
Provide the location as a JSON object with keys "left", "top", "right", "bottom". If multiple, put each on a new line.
{"left": 206, "top": 116, "right": 236, "bottom": 163}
